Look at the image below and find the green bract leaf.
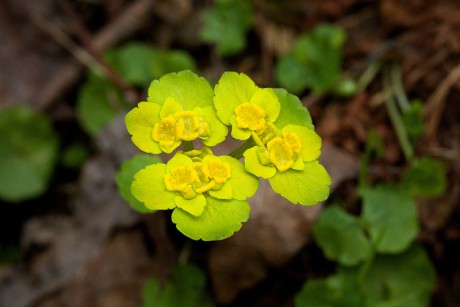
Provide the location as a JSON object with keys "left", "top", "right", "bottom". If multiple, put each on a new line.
{"left": 313, "top": 206, "right": 370, "bottom": 266}
{"left": 400, "top": 157, "right": 447, "bottom": 198}
{"left": 361, "top": 184, "right": 418, "bottom": 253}
{"left": 275, "top": 23, "right": 347, "bottom": 94}
{"left": 142, "top": 264, "right": 212, "bottom": 307}
{"left": 0, "top": 105, "right": 58, "bottom": 202}
{"left": 125, "top": 101, "right": 162, "bottom": 154}
{"left": 131, "top": 163, "right": 176, "bottom": 211}
{"left": 116, "top": 154, "right": 162, "bottom": 213}
{"left": 213, "top": 71, "right": 258, "bottom": 125}
{"left": 148, "top": 70, "right": 214, "bottom": 109}
{"left": 77, "top": 71, "right": 123, "bottom": 135}
{"left": 273, "top": 88, "right": 313, "bottom": 130}
{"left": 268, "top": 160, "right": 331, "bottom": 206}
{"left": 172, "top": 197, "right": 250, "bottom": 241}
{"left": 356, "top": 245, "right": 436, "bottom": 307}
{"left": 218, "top": 155, "right": 259, "bottom": 200}
{"left": 243, "top": 146, "right": 277, "bottom": 179}
{"left": 200, "top": 0, "right": 252, "bottom": 56}
{"left": 295, "top": 273, "right": 363, "bottom": 307}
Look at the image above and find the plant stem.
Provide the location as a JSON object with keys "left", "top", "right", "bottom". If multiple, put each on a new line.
{"left": 390, "top": 64, "right": 411, "bottom": 113}
{"left": 183, "top": 141, "right": 194, "bottom": 152}
{"left": 357, "top": 61, "right": 382, "bottom": 92}
{"left": 229, "top": 138, "right": 256, "bottom": 159}
{"left": 383, "top": 68, "right": 414, "bottom": 161}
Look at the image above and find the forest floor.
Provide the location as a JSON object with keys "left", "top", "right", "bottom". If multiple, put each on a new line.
{"left": 0, "top": 0, "right": 459, "bottom": 306}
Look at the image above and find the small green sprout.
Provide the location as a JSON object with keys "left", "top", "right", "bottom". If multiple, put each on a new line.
{"left": 120, "top": 70, "right": 331, "bottom": 240}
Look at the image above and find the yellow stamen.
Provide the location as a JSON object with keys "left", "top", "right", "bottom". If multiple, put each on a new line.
{"left": 234, "top": 103, "right": 266, "bottom": 131}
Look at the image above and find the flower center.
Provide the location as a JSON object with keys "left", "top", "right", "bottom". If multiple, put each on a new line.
{"left": 175, "top": 110, "right": 199, "bottom": 141}
{"left": 163, "top": 157, "right": 232, "bottom": 199}
{"left": 266, "top": 132, "right": 302, "bottom": 172}
{"left": 234, "top": 103, "right": 266, "bottom": 131}
{"left": 152, "top": 117, "right": 182, "bottom": 149}
{"left": 252, "top": 122, "right": 278, "bottom": 146}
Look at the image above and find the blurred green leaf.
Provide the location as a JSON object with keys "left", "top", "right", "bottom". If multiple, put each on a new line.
{"left": 200, "top": 0, "right": 253, "bottom": 56}
{"left": 313, "top": 206, "right": 370, "bottom": 266}
{"left": 116, "top": 154, "right": 162, "bottom": 213}
{"left": 105, "top": 42, "right": 157, "bottom": 86}
{"left": 400, "top": 157, "right": 447, "bottom": 198}
{"left": 142, "top": 264, "right": 213, "bottom": 307}
{"left": 106, "top": 42, "right": 196, "bottom": 85}
{"left": 0, "top": 105, "right": 58, "bottom": 202}
{"left": 76, "top": 71, "right": 123, "bottom": 135}
{"left": 401, "top": 99, "right": 424, "bottom": 140}
{"left": 333, "top": 78, "right": 358, "bottom": 97}
{"left": 295, "top": 273, "right": 364, "bottom": 307}
{"left": 274, "top": 53, "right": 311, "bottom": 95}
{"left": 351, "top": 245, "right": 436, "bottom": 307}
{"left": 150, "top": 50, "right": 196, "bottom": 80}
{"left": 61, "top": 143, "right": 90, "bottom": 169}
{"left": 275, "top": 24, "right": 349, "bottom": 94}
{"left": 361, "top": 184, "right": 418, "bottom": 254}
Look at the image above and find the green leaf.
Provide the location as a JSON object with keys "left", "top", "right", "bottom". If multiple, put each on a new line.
{"left": 61, "top": 143, "right": 90, "bottom": 169}
{"left": 171, "top": 196, "right": 250, "bottom": 241}
{"left": 354, "top": 245, "right": 436, "bottom": 307}
{"left": 116, "top": 154, "right": 162, "bottom": 213}
{"left": 295, "top": 273, "right": 363, "bottom": 307}
{"left": 0, "top": 105, "right": 58, "bottom": 202}
{"left": 151, "top": 50, "right": 196, "bottom": 79}
{"left": 147, "top": 70, "right": 214, "bottom": 109}
{"left": 274, "top": 53, "right": 311, "bottom": 95}
{"left": 401, "top": 99, "right": 424, "bottom": 140}
{"left": 268, "top": 160, "right": 331, "bottom": 206}
{"left": 105, "top": 42, "right": 157, "bottom": 86}
{"left": 400, "top": 157, "right": 447, "bottom": 198}
{"left": 313, "top": 206, "right": 370, "bottom": 266}
{"left": 275, "top": 24, "right": 347, "bottom": 94}
{"left": 142, "top": 264, "right": 213, "bottom": 307}
{"left": 77, "top": 71, "right": 123, "bottom": 135}
{"left": 361, "top": 184, "right": 418, "bottom": 253}
{"left": 106, "top": 42, "right": 196, "bottom": 86}
{"left": 273, "top": 88, "right": 314, "bottom": 130}
{"left": 200, "top": 0, "right": 253, "bottom": 56}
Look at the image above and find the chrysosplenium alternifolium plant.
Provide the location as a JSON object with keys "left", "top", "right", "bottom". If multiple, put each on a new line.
{"left": 123, "top": 70, "right": 331, "bottom": 241}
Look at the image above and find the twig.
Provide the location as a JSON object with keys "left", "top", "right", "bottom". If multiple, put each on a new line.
{"left": 424, "top": 62, "right": 460, "bottom": 139}
{"left": 56, "top": 0, "right": 136, "bottom": 97}
{"left": 33, "top": 0, "right": 156, "bottom": 111}
{"left": 383, "top": 66, "right": 413, "bottom": 161}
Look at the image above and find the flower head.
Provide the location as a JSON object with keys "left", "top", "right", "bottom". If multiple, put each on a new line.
{"left": 131, "top": 148, "right": 259, "bottom": 240}
{"left": 125, "top": 71, "right": 227, "bottom": 154}
{"left": 213, "top": 72, "right": 280, "bottom": 140}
